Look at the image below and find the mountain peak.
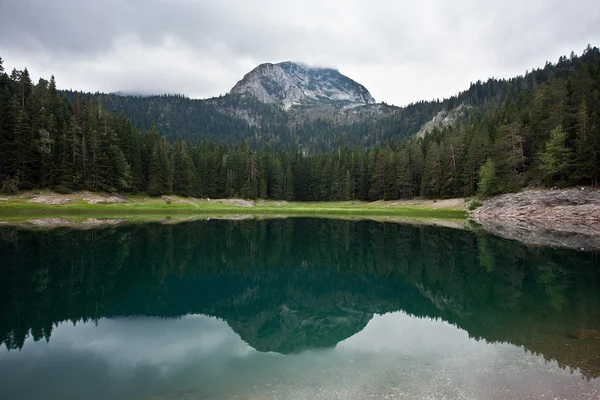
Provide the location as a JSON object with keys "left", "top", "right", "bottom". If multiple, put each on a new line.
{"left": 230, "top": 61, "right": 375, "bottom": 110}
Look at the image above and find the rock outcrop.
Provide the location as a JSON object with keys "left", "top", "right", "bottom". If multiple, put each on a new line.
{"left": 471, "top": 187, "right": 600, "bottom": 250}
{"left": 230, "top": 62, "right": 376, "bottom": 110}
{"left": 416, "top": 103, "right": 471, "bottom": 138}
{"left": 472, "top": 188, "right": 600, "bottom": 222}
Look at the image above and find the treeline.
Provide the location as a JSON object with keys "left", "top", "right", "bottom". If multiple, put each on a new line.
{"left": 419, "top": 45, "right": 600, "bottom": 195}
{"left": 59, "top": 89, "right": 415, "bottom": 152}
{"left": 1, "top": 47, "right": 599, "bottom": 199}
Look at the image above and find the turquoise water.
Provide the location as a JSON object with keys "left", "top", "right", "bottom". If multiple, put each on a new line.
{"left": 0, "top": 219, "right": 599, "bottom": 399}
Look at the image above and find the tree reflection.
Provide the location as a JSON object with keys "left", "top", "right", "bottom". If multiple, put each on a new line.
{"left": 0, "top": 219, "right": 599, "bottom": 376}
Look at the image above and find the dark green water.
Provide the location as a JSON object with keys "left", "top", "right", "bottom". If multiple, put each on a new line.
{"left": 1, "top": 218, "right": 600, "bottom": 399}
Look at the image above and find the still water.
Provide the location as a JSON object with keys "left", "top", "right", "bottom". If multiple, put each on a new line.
{"left": 0, "top": 218, "right": 599, "bottom": 399}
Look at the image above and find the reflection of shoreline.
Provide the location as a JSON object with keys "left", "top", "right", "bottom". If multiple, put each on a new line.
{"left": 5, "top": 213, "right": 600, "bottom": 251}
{"left": 471, "top": 218, "right": 600, "bottom": 251}
{"left": 0, "top": 213, "right": 467, "bottom": 229}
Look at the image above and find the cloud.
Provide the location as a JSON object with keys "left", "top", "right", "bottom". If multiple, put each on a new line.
{"left": 1, "top": 0, "right": 599, "bottom": 105}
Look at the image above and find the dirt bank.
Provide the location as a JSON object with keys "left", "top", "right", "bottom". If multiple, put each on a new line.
{"left": 28, "top": 196, "right": 73, "bottom": 205}
{"left": 83, "top": 193, "right": 128, "bottom": 204}
{"left": 207, "top": 198, "right": 255, "bottom": 207}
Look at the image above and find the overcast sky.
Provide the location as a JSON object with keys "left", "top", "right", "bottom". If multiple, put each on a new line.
{"left": 1, "top": 0, "right": 599, "bottom": 106}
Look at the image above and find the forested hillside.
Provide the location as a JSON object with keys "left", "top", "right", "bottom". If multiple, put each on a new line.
{"left": 0, "top": 46, "right": 598, "bottom": 200}
{"left": 59, "top": 90, "right": 411, "bottom": 151}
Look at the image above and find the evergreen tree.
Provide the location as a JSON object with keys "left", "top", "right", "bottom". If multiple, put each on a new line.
{"left": 477, "top": 159, "right": 497, "bottom": 197}
{"left": 539, "top": 125, "right": 572, "bottom": 185}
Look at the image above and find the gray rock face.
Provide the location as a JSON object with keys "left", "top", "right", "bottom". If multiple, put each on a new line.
{"left": 230, "top": 61, "right": 376, "bottom": 110}
{"left": 471, "top": 187, "right": 600, "bottom": 251}
{"left": 416, "top": 103, "right": 471, "bottom": 138}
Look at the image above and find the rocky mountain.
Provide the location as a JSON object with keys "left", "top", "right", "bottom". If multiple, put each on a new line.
{"left": 415, "top": 103, "right": 471, "bottom": 138}
{"left": 59, "top": 61, "right": 422, "bottom": 150}
{"left": 230, "top": 61, "right": 376, "bottom": 110}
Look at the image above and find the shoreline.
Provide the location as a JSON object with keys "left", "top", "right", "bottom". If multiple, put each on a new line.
{"left": 1, "top": 188, "right": 600, "bottom": 251}
{"left": 0, "top": 190, "right": 467, "bottom": 221}
{"left": 470, "top": 187, "right": 600, "bottom": 251}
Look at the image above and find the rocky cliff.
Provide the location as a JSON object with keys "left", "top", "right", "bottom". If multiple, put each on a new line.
{"left": 230, "top": 61, "right": 376, "bottom": 110}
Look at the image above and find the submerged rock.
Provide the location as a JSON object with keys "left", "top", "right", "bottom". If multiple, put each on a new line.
{"left": 570, "top": 329, "right": 600, "bottom": 340}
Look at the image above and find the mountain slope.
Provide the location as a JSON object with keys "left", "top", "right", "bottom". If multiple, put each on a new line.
{"left": 230, "top": 61, "right": 375, "bottom": 109}
{"left": 58, "top": 47, "right": 600, "bottom": 155}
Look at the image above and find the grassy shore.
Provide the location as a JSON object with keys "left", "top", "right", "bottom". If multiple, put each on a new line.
{"left": 0, "top": 191, "right": 467, "bottom": 222}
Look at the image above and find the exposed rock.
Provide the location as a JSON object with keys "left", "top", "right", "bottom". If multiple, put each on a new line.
{"left": 384, "top": 198, "right": 466, "bottom": 210}
{"left": 230, "top": 61, "right": 375, "bottom": 109}
{"left": 83, "top": 194, "right": 127, "bottom": 204}
{"left": 28, "top": 196, "right": 72, "bottom": 205}
{"left": 210, "top": 199, "right": 255, "bottom": 208}
{"left": 472, "top": 188, "right": 600, "bottom": 222}
{"left": 416, "top": 103, "right": 471, "bottom": 138}
{"left": 472, "top": 188, "right": 600, "bottom": 250}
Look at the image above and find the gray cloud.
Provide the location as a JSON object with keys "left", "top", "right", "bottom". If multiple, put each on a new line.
{"left": 1, "top": 0, "right": 599, "bottom": 105}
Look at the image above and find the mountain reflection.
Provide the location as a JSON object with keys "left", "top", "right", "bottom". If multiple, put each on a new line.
{"left": 1, "top": 219, "right": 599, "bottom": 377}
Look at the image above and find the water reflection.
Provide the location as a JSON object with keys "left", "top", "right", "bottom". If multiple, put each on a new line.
{"left": 0, "top": 219, "right": 599, "bottom": 399}
{"left": 1, "top": 313, "right": 596, "bottom": 400}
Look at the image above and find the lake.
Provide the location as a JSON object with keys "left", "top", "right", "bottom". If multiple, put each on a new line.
{"left": 1, "top": 218, "right": 599, "bottom": 399}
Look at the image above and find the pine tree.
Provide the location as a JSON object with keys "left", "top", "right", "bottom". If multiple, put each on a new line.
{"left": 574, "top": 100, "right": 599, "bottom": 185}
{"left": 271, "top": 158, "right": 285, "bottom": 199}
{"left": 146, "top": 124, "right": 164, "bottom": 195}
{"left": 241, "top": 154, "right": 259, "bottom": 199}
{"left": 493, "top": 123, "right": 526, "bottom": 191}
{"left": 421, "top": 142, "right": 443, "bottom": 198}
{"left": 342, "top": 169, "right": 352, "bottom": 200}
{"left": 396, "top": 145, "right": 413, "bottom": 199}
{"left": 539, "top": 125, "right": 572, "bottom": 185}
{"left": 173, "top": 141, "right": 196, "bottom": 196}
{"left": 477, "top": 159, "right": 497, "bottom": 197}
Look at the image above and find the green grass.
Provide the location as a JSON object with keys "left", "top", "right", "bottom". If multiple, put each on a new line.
{"left": 0, "top": 196, "right": 467, "bottom": 222}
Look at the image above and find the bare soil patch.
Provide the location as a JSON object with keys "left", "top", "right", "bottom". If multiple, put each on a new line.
{"left": 28, "top": 196, "right": 72, "bottom": 205}
{"left": 207, "top": 198, "right": 255, "bottom": 207}
{"left": 160, "top": 196, "right": 198, "bottom": 206}
{"left": 83, "top": 194, "right": 128, "bottom": 204}
{"left": 382, "top": 198, "right": 466, "bottom": 210}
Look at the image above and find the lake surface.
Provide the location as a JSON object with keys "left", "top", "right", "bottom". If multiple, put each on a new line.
{"left": 1, "top": 218, "right": 600, "bottom": 399}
